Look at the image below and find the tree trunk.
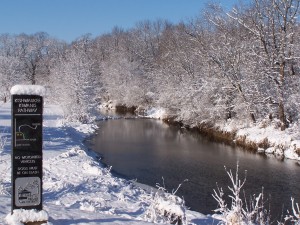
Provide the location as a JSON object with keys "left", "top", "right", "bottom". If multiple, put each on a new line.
{"left": 278, "top": 63, "right": 286, "bottom": 130}
{"left": 278, "top": 101, "right": 286, "bottom": 130}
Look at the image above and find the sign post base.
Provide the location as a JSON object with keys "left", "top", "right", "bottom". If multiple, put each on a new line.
{"left": 24, "top": 221, "right": 48, "bottom": 225}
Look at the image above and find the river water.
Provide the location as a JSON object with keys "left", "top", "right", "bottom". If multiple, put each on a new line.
{"left": 88, "top": 118, "right": 300, "bottom": 222}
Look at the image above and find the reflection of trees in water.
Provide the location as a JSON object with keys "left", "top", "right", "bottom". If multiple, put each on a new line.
{"left": 91, "top": 119, "right": 300, "bottom": 219}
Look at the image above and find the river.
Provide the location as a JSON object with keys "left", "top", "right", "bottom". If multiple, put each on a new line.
{"left": 87, "top": 118, "right": 300, "bottom": 222}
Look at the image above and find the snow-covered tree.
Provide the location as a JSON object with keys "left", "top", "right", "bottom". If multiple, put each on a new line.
{"left": 0, "top": 34, "right": 26, "bottom": 102}
{"left": 0, "top": 56, "right": 24, "bottom": 102}
{"left": 227, "top": 0, "right": 300, "bottom": 129}
{"left": 50, "top": 35, "right": 100, "bottom": 122}
{"left": 14, "top": 32, "right": 53, "bottom": 85}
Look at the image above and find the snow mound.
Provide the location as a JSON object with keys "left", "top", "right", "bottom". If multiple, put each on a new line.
{"left": 79, "top": 202, "right": 96, "bottom": 212}
{"left": 10, "top": 85, "right": 46, "bottom": 96}
{"left": 82, "top": 162, "right": 102, "bottom": 175}
{"left": 5, "top": 209, "right": 49, "bottom": 225}
{"left": 144, "top": 108, "right": 166, "bottom": 119}
{"left": 59, "top": 147, "right": 86, "bottom": 158}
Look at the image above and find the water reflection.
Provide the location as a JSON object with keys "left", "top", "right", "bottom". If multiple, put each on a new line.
{"left": 88, "top": 118, "right": 300, "bottom": 221}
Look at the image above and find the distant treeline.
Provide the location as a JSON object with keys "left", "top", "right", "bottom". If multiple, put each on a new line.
{"left": 0, "top": 0, "right": 299, "bottom": 129}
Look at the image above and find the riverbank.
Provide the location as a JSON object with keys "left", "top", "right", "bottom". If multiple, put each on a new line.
{"left": 106, "top": 103, "right": 300, "bottom": 161}
{"left": 0, "top": 102, "right": 216, "bottom": 225}
{"left": 173, "top": 117, "right": 300, "bottom": 160}
{"left": 167, "top": 118, "right": 300, "bottom": 161}
{"left": 87, "top": 115, "right": 300, "bottom": 221}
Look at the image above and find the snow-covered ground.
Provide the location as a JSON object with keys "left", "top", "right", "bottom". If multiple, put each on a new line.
{"left": 0, "top": 102, "right": 215, "bottom": 225}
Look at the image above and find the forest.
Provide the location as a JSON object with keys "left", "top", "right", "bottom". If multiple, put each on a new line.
{"left": 0, "top": 0, "right": 299, "bottom": 133}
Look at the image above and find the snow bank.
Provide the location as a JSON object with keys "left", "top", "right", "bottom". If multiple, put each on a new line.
{"left": 0, "top": 102, "right": 212, "bottom": 225}
{"left": 5, "top": 209, "right": 49, "bottom": 225}
{"left": 144, "top": 108, "right": 166, "bottom": 119}
{"left": 10, "top": 85, "right": 46, "bottom": 96}
{"left": 99, "top": 102, "right": 300, "bottom": 161}
{"left": 237, "top": 125, "right": 300, "bottom": 160}
{"left": 222, "top": 118, "right": 300, "bottom": 160}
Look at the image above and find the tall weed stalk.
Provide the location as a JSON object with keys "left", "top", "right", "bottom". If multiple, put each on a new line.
{"left": 212, "top": 163, "right": 270, "bottom": 225}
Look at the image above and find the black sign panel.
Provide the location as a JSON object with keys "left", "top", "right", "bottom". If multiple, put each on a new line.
{"left": 12, "top": 95, "right": 43, "bottom": 211}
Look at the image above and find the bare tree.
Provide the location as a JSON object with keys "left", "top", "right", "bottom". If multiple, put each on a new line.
{"left": 228, "top": 0, "right": 300, "bottom": 129}
{"left": 185, "top": 5, "right": 258, "bottom": 123}
{"left": 16, "top": 32, "right": 52, "bottom": 85}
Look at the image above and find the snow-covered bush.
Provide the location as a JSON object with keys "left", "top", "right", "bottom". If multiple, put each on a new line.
{"left": 212, "top": 163, "right": 270, "bottom": 225}
{"left": 145, "top": 179, "right": 187, "bottom": 225}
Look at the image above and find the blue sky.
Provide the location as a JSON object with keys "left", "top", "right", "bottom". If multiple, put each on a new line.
{"left": 0, "top": 0, "right": 240, "bottom": 43}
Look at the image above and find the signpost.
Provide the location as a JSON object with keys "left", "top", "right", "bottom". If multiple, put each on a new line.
{"left": 11, "top": 92, "right": 43, "bottom": 212}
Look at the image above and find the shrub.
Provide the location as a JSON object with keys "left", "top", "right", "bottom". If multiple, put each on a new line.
{"left": 282, "top": 197, "right": 300, "bottom": 224}
{"left": 212, "top": 163, "right": 270, "bottom": 225}
{"left": 145, "top": 178, "right": 188, "bottom": 225}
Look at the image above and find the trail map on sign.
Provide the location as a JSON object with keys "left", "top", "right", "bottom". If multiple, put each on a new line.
{"left": 16, "top": 123, "right": 39, "bottom": 140}
{"left": 14, "top": 116, "right": 42, "bottom": 151}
